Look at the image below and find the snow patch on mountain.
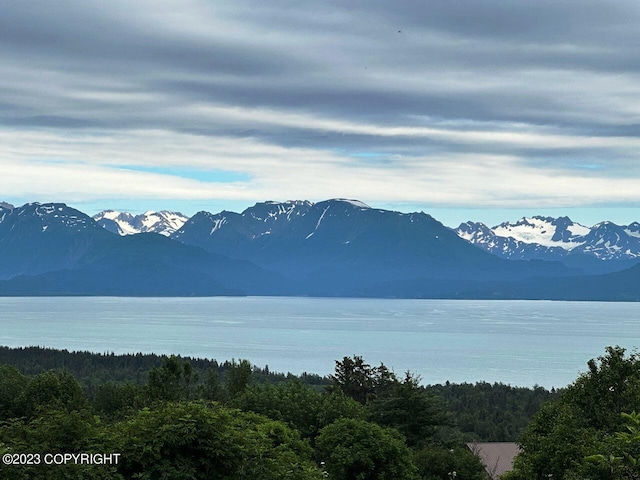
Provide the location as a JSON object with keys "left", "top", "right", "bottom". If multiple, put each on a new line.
{"left": 332, "top": 198, "right": 371, "bottom": 209}
{"left": 306, "top": 205, "right": 331, "bottom": 239}
{"left": 456, "top": 215, "right": 640, "bottom": 261}
{"left": 0, "top": 202, "right": 99, "bottom": 234}
{"left": 27, "top": 203, "right": 93, "bottom": 230}
{"left": 209, "top": 217, "right": 227, "bottom": 235}
{"left": 0, "top": 202, "right": 14, "bottom": 224}
{"left": 242, "top": 200, "right": 312, "bottom": 222}
{"left": 492, "top": 216, "right": 588, "bottom": 250}
{"left": 93, "top": 210, "right": 188, "bottom": 236}
{"left": 625, "top": 222, "right": 640, "bottom": 239}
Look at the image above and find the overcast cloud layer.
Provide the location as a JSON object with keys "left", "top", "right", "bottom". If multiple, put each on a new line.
{"left": 2, "top": 0, "right": 640, "bottom": 224}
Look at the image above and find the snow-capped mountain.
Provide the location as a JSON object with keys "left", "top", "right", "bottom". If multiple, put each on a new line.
{"left": 3, "top": 199, "right": 640, "bottom": 299}
{"left": 173, "top": 198, "right": 439, "bottom": 254}
{"left": 0, "top": 202, "right": 102, "bottom": 233}
{"left": 172, "top": 198, "right": 574, "bottom": 296}
{"left": 456, "top": 220, "right": 569, "bottom": 261}
{"left": 573, "top": 221, "right": 640, "bottom": 260}
{"left": 0, "top": 202, "right": 113, "bottom": 279}
{"left": 626, "top": 222, "right": 640, "bottom": 238}
{"left": 93, "top": 210, "right": 188, "bottom": 236}
{"left": 455, "top": 216, "right": 640, "bottom": 262}
{"left": 0, "top": 202, "right": 278, "bottom": 295}
{"left": 492, "top": 216, "right": 589, "bottom": 250}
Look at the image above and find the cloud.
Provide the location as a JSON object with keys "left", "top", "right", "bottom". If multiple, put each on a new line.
{"left": 1, "top": 0, "right": 640, "bottom": 213}
{"left": 2, "top": 129, "right": 639, "bottom": 210}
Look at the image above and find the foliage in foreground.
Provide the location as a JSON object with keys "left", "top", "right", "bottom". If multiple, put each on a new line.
{"left": 315, "top": 418, "right": 419, "bottom": 480}
{"left": 0, "top": 353, "right": 495, "bottom": 480}
{"left": 108, "top": 401, "right": 324, "bottom": 480}
{"left": 0, "top": 402, "right": 324, "bottom": 480}
{"left": 505, "top": 346, "right": 640, "bottom": 480}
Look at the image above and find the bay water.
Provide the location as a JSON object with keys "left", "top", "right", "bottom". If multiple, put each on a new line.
{"left": 0, "top": 297, "right": 638, "bottom": 388}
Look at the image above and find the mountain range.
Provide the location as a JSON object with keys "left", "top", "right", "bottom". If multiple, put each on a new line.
{"left": 455, "top": 216, "right": 640, "bottom": 274}
{"left": 0, "top": 199, "right": 638, "bottom": 300}
{"left": 0, "top": 202, "right": 278, "bottom": 296}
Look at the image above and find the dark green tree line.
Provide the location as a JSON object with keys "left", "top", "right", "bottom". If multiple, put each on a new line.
{"left": 0, "top": 348, "right": 561, "bottom": 480}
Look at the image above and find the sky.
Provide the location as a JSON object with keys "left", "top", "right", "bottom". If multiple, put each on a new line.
{"left": 2, "top": 0, "right": 640, "bottom": 227}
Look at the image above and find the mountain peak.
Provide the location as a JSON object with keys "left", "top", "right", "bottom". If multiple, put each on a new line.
{"left": 592, "top": 220, "right": 617, "bottom": 229}
{"left": 626, "top": 222, "right": 640, "bottom": 238}
{"left": 490, "top": 215, "right": 588, "bottom": 249}
{"left": 327, "top": 198, "right": 371, "bottom": 209}
{"left": 0, "top": 202, "right": 98, "bottom": 236}
{"left": 93, "top": 210, "right": 188, "bottom": 236}
{"left": 455, "top": 221, "right": 499, "bottom": 247}
{"left": 458, "top": 214, "right": 640, "bottom": 262}
{"left": 24, "top": 203, "right": 83, "bottom": 220}
{"left": 241, "top": 200, "right": 314, "bottom": 222}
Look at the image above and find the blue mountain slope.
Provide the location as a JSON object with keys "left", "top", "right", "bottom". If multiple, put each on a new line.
{"left": 2, "top": 199, "right": 635, "bottom": 299}
{"left": 0, "top": 203, "right": 283, "bottom": 296}
{"left": 173, "top": 199, "right": 574, "bottom": 295}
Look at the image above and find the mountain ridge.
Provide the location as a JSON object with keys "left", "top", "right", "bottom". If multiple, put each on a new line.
{"left": 0, "top": 202, "right": 284, "bottom": 295}
{"left": 2, "top": 199, "right": 639, "bottom": 299}
{"left": 455, "top": 215, "right": 640, "bottom": 269}
{"left": 93, "top": 210, "right": 189, "bottom": 236}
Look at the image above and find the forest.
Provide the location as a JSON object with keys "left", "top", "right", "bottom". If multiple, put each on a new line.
{"left": 2, "top": 345, "right": 633, "bottom": 479}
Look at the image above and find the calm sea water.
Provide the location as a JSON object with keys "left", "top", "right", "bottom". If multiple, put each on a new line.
{"left": 0, "top": 297, "right": 638, "bottom": 388}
